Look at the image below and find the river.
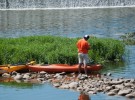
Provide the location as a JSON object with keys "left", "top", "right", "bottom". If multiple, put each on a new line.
{"left": 0, "top": 7, "right": 135, "bottom": 38}
{"left": 0, "top": 7, "right": 135, "bottom": 100}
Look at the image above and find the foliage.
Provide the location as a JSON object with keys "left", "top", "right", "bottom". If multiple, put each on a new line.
{"left": 120, "top": 32, "right": 135, "bottom": 45}
{"left": 0, "top": 36, "right": 125, "bottom": 65}
{"left": 88, "top": 37, "right": 125, "bottom": 63}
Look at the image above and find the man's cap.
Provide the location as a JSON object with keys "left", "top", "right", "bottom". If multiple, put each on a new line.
{"left": 84, "top": 35, "right": 89, "bottom": 39}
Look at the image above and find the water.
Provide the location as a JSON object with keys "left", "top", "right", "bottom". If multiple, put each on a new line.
{"left": 1, "top": 7, "right": 135, "bottom": 38}
{"left": 0, "top": 7, "right": 135, "bottom": 100}
{"left": 0, "top": 83, "right": 129, "bottom": 100}
{"left": 102, "top": 45, "right": 135, "bottom": 79}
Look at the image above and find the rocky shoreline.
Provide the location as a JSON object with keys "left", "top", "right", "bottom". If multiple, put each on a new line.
{"left": 1, "top": 71, "right": 135, "bottom": 99}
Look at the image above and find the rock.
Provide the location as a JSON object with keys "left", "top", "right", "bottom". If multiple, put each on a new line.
{"left": 88, "top": 91, "right": 96, "bottom": 94}
{"left": 123, "top": 79, "right": 131, "bottom": 83}
{"left": 103, "top": 73, "right": 107, "bottom": 76}
{"left": 53, "top": 73, "right": 63, "bottom": 79}
{"left": 78, "top": 75, "right": 88, "bottom": 80}
{"left": 130, "top": 79, "right": 135, "bottom": 83}
{"left": 53, "top": 83, "right": 61, "bottom": 87}
{"left": 59, "top": 72, "right": 66, "bottom": 75}
{"left": 2, "top": 73, "right": 11, "bottom": 78}
{"left": 37, "top": 78, "right": 44, "bottom": 82}
{"left": 39, "top": 71, "right": 47, "bottom": 75}
{"left": 77, "top": 87, "right": 83, "bottom": 91}
{"left": 96, "top": 88, "right": 103, "bottom": 92}
{"left": 115, "top": 84, "right": 124, "bottom": 89}
{"left": 107, "top": 73, "right": 112, "bottom": 76}
{"left": 118, "top": 89, "right": 132, "bottom": 96}
{"left": 124, "top": 82, "right": 133, "bottom": 87}
{"left": 68, "top": 82, "right": 78, "bottom": 89}
{"left": 59, "top": 84, "right": 69, "bottom": 89}
{"left": 125, "top": 93, "right": 135, "bottom": 98}
{"left": 107, "top": 91, "right": 116, "bottom": 96}
{"left": 110, "top": 89, "right": 119, "bottom": 93}
{"left": 4, "top": 71, "right": 135, "bottom": 99}
{"left": 11, "top": 71, "right": 17, "bottom": 76}
{"left": 23, "top": 73, "right": 31, "bottom": 79}
{"left": 15, "top": 79, "right": 21, "bottom": 83}
{"left": 109, "top": 80, "right": 124, "bottom": 85}
{"left": 13, "top": 73, "right": 22, "bottom": 80}
{"left": 104, "top": 86, "right": 112, "bottom": 92}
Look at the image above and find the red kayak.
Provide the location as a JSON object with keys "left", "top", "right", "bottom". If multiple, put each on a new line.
{"left": 28, "top": 64, "right": 102, "bottom": 73}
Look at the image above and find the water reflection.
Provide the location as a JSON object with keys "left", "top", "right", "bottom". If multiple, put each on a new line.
{"left": 0, "top": 77, "right": 40, "bottom": 89}
{"left": 0, "top": 77, "right": 13, "bottom": 82}
{"left": 78, "top": 92, "right": 90, "bottom": 100}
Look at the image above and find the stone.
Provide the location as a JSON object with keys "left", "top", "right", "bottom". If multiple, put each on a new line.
{"left": 107, "top": 91, "right": 116, "bottom": 96}
{"left": 68, "top": 82, "right": 78, "bottom": 89}
{"left": 118, "top": 89, "right": 132, "bottom": 96}
{"left": 125, "top": 93, "right": 135, "bottom": 98}
{"left": 2, "top": 73, "right": 11, "bottom": 78}
{"left": 13, "top": 73, "right": 22, "bottom": 80}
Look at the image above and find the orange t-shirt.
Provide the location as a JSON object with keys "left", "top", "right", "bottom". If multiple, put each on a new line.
{"left": 76, "top": 38, "right": 90, "bottom": 54}
{"left": 78, "top": 94, "right": 90, "bottom": 100}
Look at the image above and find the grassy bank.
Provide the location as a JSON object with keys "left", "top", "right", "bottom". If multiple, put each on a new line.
{"left": 0, "top": 36, "right": 125, "bottom": 65}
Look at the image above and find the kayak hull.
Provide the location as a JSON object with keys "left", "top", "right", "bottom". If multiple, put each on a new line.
{"left": 0, "top": 65, "right": 28, "bottom": 74}
{"left": 28, "top": 64, "right": 102, "bottom": 73}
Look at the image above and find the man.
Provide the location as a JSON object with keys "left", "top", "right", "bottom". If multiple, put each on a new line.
{"left": 76, "top": 35, "right": 90, "bottom": 75}
{"left": 78, "top": 92, "right": 90, "bottom": 100}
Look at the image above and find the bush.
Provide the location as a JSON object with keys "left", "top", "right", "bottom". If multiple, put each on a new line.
{"left": 0, "top": 36, "right": 125, "bottom": 65}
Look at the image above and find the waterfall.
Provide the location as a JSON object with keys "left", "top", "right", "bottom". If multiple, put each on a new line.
{"left": 0, "top": 0, "right": 135, "bottom": 9}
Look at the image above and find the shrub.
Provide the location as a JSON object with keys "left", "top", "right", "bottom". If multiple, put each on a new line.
{"left": 0, "top": 36, "right": 125, "bottom": 65}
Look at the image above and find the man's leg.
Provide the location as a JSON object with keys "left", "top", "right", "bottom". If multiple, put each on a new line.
{"left": 83, "top": 54, "right": 89, "bottom": 75}
{"left": 78, "top": 63, "right": 83, "bottom": 74}
{"left": 78, "top": 53, "right": 83, "bottom": 74}
{"left": 84, "top": 63, "right": 88, "bottom": 75}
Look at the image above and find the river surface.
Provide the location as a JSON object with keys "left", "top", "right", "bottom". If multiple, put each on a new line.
{"left": 0, "top": 7, "right": 135, "bottom": 100}
{"left": 0, "top": 7, "right": 135, "bottom": 38}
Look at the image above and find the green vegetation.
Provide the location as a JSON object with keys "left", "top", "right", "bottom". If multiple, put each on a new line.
{"left": 120, "top": 32, "right": 135, "bottom": 45}
{"left": 89, "top": 37, "right": 125, "bottom": 63}
{"left": 0, "top": 36, "right": 125, "bottom": 65}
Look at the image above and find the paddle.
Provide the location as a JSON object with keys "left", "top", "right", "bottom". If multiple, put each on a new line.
{"left": 26, "top": 61, "right": 36, "bottom": 65}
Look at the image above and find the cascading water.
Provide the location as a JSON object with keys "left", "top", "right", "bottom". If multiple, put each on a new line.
{"left": 0, "top": 0, "right": 135, "bottom": 9}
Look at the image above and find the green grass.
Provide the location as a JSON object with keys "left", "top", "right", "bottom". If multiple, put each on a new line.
{"left": 89, "top": 37, "right": 125, "bottom": 63}
{"left": 0, "top": 36, "right": 125, "bottom": 65}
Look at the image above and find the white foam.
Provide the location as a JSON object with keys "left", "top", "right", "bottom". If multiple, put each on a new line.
{"left": 0, "top": 5, "right": 135, "bottom": 11}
